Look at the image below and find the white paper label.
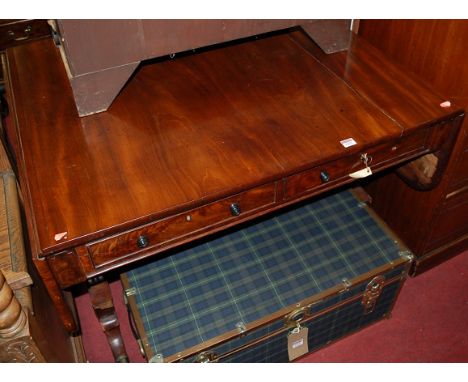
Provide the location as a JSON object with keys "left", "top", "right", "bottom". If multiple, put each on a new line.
{"left": 288, "top": 326, "right": 309, "bottom": 361}
{"left": 349, "top": 167, "right": 373, "bottom": 179}
{"left": 340, "top": 138, "right": 357, "bottom": 148}
{"left": 292, "top": 338, "right": 304, "bottom": 349}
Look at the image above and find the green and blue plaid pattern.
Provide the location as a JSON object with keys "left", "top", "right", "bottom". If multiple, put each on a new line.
{"left": 125, "top": 190, "right": 403, "bottom": 360}
{"left": 216, "top": 280, "right": 401, "bottom": 363}
{"left": 181, "top": 264, "right": 405, "bottom": 362}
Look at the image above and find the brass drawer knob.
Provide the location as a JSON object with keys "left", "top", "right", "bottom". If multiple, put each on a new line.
{"left": 136, "top": 235, "right": 149, "bottom": 249}
{"left": 7, "top": 25, "right": 33, "bottom": 41}
{"left": 230, "top": 203, "right": 241, "bottom": 216}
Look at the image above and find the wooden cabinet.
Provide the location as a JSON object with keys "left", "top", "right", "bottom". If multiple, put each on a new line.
{"left": 358, "top": 20, "right": 468, "bottom": 274}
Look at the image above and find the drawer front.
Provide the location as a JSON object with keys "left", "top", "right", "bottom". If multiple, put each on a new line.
{"left": 285, "top": 131, "right": 427, "bottom": 200}
{"left": 88, "top": 182, "right": 277, "bottom": 267}
{"left": 0, "top": 20, "right": 50, "bottom": 49}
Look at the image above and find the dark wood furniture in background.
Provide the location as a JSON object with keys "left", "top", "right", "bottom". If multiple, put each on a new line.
{"left": 358, "top": 20, "right": 468, "bottom": 274}
{"left": 0, "top": 269, "right": 44, "bottom": 362}
{"left": 2, "top": 23, "right": 464, "bottom": 361}
{"left": 51, "top": 20, "right": 352, "bottom": 116}
{"left": 0, "top": 20, "right": 50, "bottom": 49}
{"left": 0, "top": 137, "right": 41, "bottom": 363}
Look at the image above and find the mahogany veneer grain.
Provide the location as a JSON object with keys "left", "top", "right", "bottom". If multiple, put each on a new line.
{"left": 7, "top": 33, "right": 408, "bottom": 255}
{"left": 4, "top": 29, "right": 463, "bottom": 335}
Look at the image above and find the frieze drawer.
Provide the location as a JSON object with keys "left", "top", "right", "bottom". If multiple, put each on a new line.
{"left": 285, "top": 130, "right": 428, "bottom": 200}
{"left": 87, "top": 182, "right": 277, "bottom": 267}
{"left": 0, "top": 20, "right": 50, "bottom": 49}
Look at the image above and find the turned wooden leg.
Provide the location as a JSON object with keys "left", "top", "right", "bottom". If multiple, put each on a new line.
{"left": 0, "top": 270, "right": 29, "bottom": 342}
{"left": 88, "top": 277, "right": 128, "bottom": 362}
{"left": 0, "top": 270, "right": 46, "bottom": 362}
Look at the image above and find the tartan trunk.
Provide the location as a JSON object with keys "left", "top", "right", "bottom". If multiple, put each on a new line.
{"left": 122, "top": 189, "right": 411, "bottom": 362}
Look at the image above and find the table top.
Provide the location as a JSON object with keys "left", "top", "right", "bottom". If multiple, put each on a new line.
{"left": 5, "top": 30, "right": 460, "bottom": 256}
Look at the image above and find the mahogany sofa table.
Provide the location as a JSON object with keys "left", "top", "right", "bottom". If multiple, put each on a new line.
{"left": 3, "top": 29, "right": 463, "bottom": 362}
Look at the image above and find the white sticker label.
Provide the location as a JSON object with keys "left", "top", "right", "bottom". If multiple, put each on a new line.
{"left": 340, "top": 138, "right": 357, "bottom": 148}
{"left": 292, "top": 338, "right": 304, "bottom": 349}
{"left": 440, "top": 101, "right": 451, "bottom": 108}
{"left": 54, "top": 232, "right": 68, "bottom": 241}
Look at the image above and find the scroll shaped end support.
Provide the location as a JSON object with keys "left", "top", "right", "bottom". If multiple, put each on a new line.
{"left": 396, "top": 114, "right": 465, "bottom": 191}
{"left": 396, "top": 152, "right": 441, "bottom": 190}
{"left": 88, "top": 277, "right": 129, "bottom": 362}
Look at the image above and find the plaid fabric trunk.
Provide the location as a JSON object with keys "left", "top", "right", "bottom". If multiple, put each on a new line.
{"left": 124, "top": 189, "right": 408, "bottom": 362}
